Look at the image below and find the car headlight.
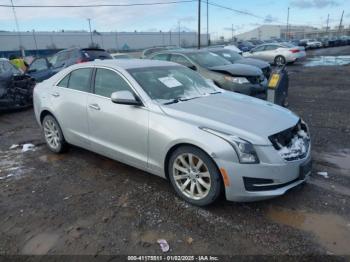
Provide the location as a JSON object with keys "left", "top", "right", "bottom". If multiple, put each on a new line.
{"left": 200, "top": 127, "right": 259, "bottom": 164}
{"left": 224, "top": 76, "right": 250, "bottom": 84}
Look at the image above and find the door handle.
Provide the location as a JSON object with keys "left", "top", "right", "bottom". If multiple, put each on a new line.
{"left": 88, "top": 104, "right": 100, "bottom": 110}
{"left": 51, "top": 92, "right": 60, "bottom": 97}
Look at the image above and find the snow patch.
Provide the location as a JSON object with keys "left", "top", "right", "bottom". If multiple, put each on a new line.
{"left": 0, "top": 173, "right": 16, "bottom": 180}
{"left": 317, "top": 171, "right": 329, "bottom": 178}
{"left": 9, "top": 144, "right": 19, "bottom": 150}
{"left": 278, "top": 136, "right": 308, "bottom": 159}
{"left": 22, "top": 143, "right": 35, "bottom": 152}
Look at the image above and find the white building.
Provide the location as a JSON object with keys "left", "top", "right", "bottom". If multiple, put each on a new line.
{"left": 235, "top": 25, "right": 318, "bottom": 40}
{"left": 0, "top": 30, "right": 209, "bottom": 53}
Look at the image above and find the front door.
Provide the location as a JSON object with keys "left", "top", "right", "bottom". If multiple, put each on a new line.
{"left": 87, "top": 67, "right": 149, "bottom": 169}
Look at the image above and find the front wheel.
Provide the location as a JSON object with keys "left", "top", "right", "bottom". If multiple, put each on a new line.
{"left": 274, "top": 55, "right": 286, "bottom": 66}
{"left": 168, "top": 146, "right": 223, "bottom": 206}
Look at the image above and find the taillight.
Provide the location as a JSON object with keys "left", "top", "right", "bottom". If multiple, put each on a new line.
{"left": 290, "top": 49, "right": 300, "bottom": 53}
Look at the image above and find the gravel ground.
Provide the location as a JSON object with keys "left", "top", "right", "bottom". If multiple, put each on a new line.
{"left": 0, "top": 46, "right": 350, "bottom": 258}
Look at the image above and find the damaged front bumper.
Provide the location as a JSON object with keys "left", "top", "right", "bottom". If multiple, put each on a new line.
{"left": 216, "top": 144, "right": 311, "bottom": 202}
{"left": 215, "top": 119, "right": 311, "bottom": 202}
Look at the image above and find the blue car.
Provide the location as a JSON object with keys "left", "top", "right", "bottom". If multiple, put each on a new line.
{"left": 237, "top": 41, "right": 255, "bottom": 52}
{"left": 27, "top": 57, "right": 57, "bottom": 82}
{"left": 28, "top": 48, "right": 113, "bottom": 82}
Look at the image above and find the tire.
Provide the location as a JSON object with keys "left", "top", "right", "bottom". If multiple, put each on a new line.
{"left": 168, "top": 145, "right": 222, "bottom": 206}
{"left": 274, "top": 56, "right": 286, "bottom": 66}
{"left": 42, "top": 115, "right": 68, "bottom": 153}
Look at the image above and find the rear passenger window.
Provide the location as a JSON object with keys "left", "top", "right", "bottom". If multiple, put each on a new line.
{"left": 57, "top": 74, "right": 70, "bottom": 87}
{"left": 170, "top": 55, "right": 193, "bottom": 67}
{"left": 152, "top": 54, "right": 169, "bottom": 61}
{"left": 67, "top": 68, "right": 92, "bottom": 92}
{"left": 94, "top": 68, "right": 131, "bottom": 98}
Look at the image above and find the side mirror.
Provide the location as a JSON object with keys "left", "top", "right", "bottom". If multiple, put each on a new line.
{"left": 111, "top": 90, "right": 142, "bottom": 106}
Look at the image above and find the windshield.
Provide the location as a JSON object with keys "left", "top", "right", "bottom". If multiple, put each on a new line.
{"left": 187, "top": 52, "right": 231, "bottom": 68}
{"left": 212, "top": 50, "right": 242, "bottom": 63}
{"left": 128, "top": 66, "right": 218, "bottom": 104}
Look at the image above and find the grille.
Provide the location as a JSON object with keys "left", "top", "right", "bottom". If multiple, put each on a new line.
{"left": 247, "top": 74, "right": 265, "bottom": 85}
{"left": 269, "top": 120, "right": 310, "bottom": 161}
{"left": 243, "top": 177, "right": 300, "bottom": 191}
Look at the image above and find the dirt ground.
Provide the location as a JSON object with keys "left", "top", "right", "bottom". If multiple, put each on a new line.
{"left": 0, "top": 46, "right": 350, "bottom": 258}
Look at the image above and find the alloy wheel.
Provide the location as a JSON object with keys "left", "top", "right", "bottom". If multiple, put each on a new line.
{"left": 276, "top": 56, "right": 286, "bottom": 66}
{"left": 172, "top": 153, "right": 211, "bottom": 200}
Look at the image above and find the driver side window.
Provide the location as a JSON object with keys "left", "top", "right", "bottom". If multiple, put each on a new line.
{"left": 30, "top": 58, "right": 48, "bottom": 71}
{"left": 264, "top": 45, "right": 278, "bottom": 51}
{"left": 252, "top": 46, "right": 265, "bottom": 52}
{"left": 94, "top": 68, "right": 132, "bottom": 98}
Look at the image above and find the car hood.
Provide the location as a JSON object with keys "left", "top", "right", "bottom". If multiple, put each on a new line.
{"left": 209, "top": 63, "right": 262, "bottom": 77}
{"left": 160, "top": 92, "right": 299, "bottom": 145}
{"left": 234, "top": 58, "right": 270, "bottom": 69}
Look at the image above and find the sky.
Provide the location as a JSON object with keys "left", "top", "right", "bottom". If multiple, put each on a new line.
{"left": 0, "top": 0, "right": 349, "bottom": 39}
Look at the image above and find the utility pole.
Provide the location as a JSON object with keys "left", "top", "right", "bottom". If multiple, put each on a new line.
{"left": 338, "top": 10, "right": 344, "bottom": 36}
{"left": 326, "top": 14, "right": 330, "bottom": 35}
{"left": 198, "top": 0, "right": 201, "bottom": 49}
{"left": 286, "top": 7, "right": 290, "bottom": 41}
{"left": 87, "top": 18, "right": 93, "bottom": 46}
{"left": 206, "top": 0, "right": 209, "bottom": 46}
{"left": 32, "top": 30, "right": 38, "bottom": 55}
{"left": 178, "top": 21, "right": 181, "bottom": 47}
{"left": 10, "top": 0, "right": 24, "bottom": 57}
{"left": 231, "top": 24, "right": 234, "bottom": 41}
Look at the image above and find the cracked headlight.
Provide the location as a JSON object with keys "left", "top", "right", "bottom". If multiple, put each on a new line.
{"left": 201, "top": 128, "right": 259, "bottom": 164}
{"left": 224, "top": 76, "right": 250, "bottom": 84}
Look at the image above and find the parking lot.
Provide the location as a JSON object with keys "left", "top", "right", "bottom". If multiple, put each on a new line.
{"left": 0, "top": 46, "right": 350, "bottom": 256}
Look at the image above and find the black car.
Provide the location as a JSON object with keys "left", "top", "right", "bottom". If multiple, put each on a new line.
{"left": 28, "top": 48, "right": 112, "bottom": 82}
{"left": 0, "top": 59, "right": 35, "bottom": 111}
{"left": 208, "top": 48, "right": 272, "bottom": 79}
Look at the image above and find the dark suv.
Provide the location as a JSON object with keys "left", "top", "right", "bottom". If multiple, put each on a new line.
{"left": 28, "top": 48, "right": 112, "bottom": 82}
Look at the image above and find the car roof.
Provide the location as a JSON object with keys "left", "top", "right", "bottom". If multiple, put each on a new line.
{"left": 84, "top": 58, "right": 181, "bottom": 70}
{"left": 57, "top": 47, "right": 107, "bottom": 53}
{"left": 154, "top": 49, "right": 211, "bottom": 55}
{"left": 204, "top": 47, "right": 231, "bottom": 52}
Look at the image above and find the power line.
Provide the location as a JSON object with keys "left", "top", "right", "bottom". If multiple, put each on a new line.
{"left": 207, "top": 1, "right": 264, "bottom": 19}
{"left": 0, "top": 0, "right": 197, "bottom": 8}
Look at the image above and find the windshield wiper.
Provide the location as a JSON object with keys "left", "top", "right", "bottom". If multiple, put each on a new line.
{"left": 163, "top": 96, "right": 201, "bottom": 105}
{"left": 209, "top": 91, "right": 222, "bottom": 94}
{"left": 163, "top": 97, "right": 185, "bottom": 105}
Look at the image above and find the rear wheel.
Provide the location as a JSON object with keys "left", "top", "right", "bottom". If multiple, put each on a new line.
{"left": 274, "top": 55, "right": 286, "bottom": 66}
{"left": 168, "top": 146, "right": 222, "bottom": 206}
{"left": 42, "top": 115, "right": 68, "bottom": 153}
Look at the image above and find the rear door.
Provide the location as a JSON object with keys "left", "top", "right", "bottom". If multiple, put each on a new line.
{"left": 87, "top": 67, "right": 149, "bottom": 168}
{"left": 249, "top": 45, "right": 266, "bottom": 60}
{"left": 51, "top": 67, "right": 93, "bottom": 149}
{"left": 260, "top": 45, "right": 279, "bottom": 63}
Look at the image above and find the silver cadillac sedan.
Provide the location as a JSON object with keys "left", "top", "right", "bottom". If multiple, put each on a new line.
{"left": 33, "top": 59, "right": 312, "bottom": 206}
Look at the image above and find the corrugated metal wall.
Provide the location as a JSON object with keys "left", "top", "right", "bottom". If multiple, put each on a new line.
{"left": 0, "top": 31, "right": 209, "bottom": 52}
